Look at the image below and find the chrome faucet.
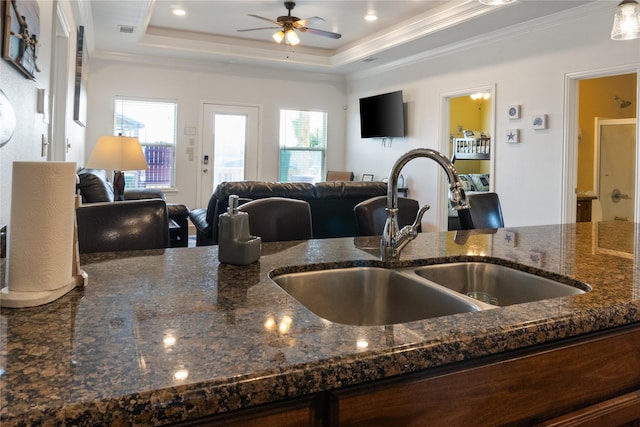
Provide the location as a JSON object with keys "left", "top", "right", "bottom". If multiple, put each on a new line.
{"left": 381, "top": 148, "right": 470, "bottom": 261}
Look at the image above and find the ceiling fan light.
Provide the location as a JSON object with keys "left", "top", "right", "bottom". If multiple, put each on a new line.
{"left": 478, "top": 0, "right": 517, "bottom": 5}
{"left": 286, "top": 29, "right": 300, "bottom": 45}
{"left": 272, "top": 30, "right": 285, "bottom": 43}
{"left": 611, "top": 0, "right": 640, "bottom": 40}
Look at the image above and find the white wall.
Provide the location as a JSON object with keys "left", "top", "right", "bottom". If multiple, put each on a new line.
{"left": 345, "top": 5, "right": 640, "bottom": 231}
{"left": 1, "top": 0, "right": 53, "bottom": 226}
{"left": 86, "top": 59, "right": 347, "bottom": 209}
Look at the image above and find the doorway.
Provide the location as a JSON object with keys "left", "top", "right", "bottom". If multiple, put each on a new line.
{"left": 198, "top": 104, "right": 260, "bottom": 206}
{"left": 441, "top": 85, "right": 496, "bottom": 230}
{"left": 563, "top": 69, "right": 638, "bottom": 224}
{"left": 595, "top": 118, "right": 637, "bottom": 222}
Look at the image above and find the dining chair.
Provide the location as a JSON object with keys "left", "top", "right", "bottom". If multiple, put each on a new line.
{"left": 458, "top": 192, "right": 504, "bottom": 230}
{"left": 354, "top": 195, "right": 421, "bottom": 236}
{"left": 238, "top": 197, "right": 313, "bottom": 242}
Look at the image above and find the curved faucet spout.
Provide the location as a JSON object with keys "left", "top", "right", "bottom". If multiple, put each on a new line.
{"left": 381, "top": 148, "right": 469, "bottom": 261}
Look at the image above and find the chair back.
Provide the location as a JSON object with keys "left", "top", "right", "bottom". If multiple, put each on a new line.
{"left": 238, "top": 197, "right": 313, "bottom": 242}
{"left": 326, "top": 171, "right": 354, "bottom": 181}
{"left": 354, "top": 195, "right": 421, "bottom": 236}
{"left": 459, "top": 192, "right": 504, "bottom": 230}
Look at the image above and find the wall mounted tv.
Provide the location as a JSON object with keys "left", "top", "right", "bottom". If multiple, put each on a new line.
{"left": 359, "top": 90, "right": 406, "bottom": 138}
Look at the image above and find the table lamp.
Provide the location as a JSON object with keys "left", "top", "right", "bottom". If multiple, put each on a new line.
{"left": 86, "top": 135, "right": 148, "bottom": 200}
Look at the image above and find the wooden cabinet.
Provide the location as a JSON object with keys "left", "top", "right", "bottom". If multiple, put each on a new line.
{"left": 174, "top": 325, "right": 640, "bottom": 426}
{"left": 173, "top": 395, "right": 324, "bottom": 427}
{"left": 331, "top": 325, "right": 640, "bottom": 426}
{"left": 577, "top": 198, "right": 593, "bottom": 222}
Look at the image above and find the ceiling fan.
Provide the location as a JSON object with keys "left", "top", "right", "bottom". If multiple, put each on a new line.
{"left": 237, "top": 1, "right": 342, "bottom": 46}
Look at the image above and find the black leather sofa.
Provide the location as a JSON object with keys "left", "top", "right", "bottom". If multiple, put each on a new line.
{"left": 76, "top": 168, "right": 190, "bottom": 248}
{"left": 190, "top": 180, "right": 388, "bottom": 246}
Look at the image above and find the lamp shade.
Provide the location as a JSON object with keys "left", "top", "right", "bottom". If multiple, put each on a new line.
{"left": 285, "top": 28, "right": 300, "bottom": 45}
{"left": 87, "top": 135, "right": 148, "bottom": 171}
{"left": 611, "top": 0, "right": 640, "bottom": 40}
{"left": 272, "top": 30, "right": 285, "bottom": 43}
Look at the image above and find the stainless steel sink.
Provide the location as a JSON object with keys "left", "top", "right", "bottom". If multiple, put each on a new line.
{"left": 270, "top": 267, "right": 482, "bottom": 326}
{"left": 413, "top": 262, "right": 588, "bottom": 306}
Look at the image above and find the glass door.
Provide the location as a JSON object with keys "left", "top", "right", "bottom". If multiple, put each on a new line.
{"left": 199, "top": 104, "right": 259, "bottom": 206}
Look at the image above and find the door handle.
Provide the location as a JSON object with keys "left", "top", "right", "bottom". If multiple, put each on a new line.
{"left": 611, "top": 188, "right": 632, "bottom": 203}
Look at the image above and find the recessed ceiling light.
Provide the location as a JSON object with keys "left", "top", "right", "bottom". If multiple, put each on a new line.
{"left": 365, "top": 13, "right": 377, "bottom": 22}
{"left": 173, "top": 8, "right": 186, "bottom": 16}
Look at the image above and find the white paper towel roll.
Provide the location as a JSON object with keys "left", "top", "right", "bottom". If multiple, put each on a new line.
{"left": 1, "top": 161, "right": 77, "bottom": 307}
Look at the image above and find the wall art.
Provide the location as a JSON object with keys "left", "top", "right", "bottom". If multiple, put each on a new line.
{"left": 507, "top": 105, "right": 520, "bottom": 120}
{"left": 505, "top": 129, "right": 520, "bottom": 144}
{"left": 3, "top": 0, "right": 40, "bottom": 80}
{"left": 73, "top": 25, "right": 87, "bottom": 127}
{"left": 532, "top": 114, "right": 547, "bottom": 130}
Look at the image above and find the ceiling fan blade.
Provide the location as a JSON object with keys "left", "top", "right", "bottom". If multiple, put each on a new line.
{"left": 237, "top": 27, "right": 281, "bottom": 33}
{"left": 294, "top": 17, "right": 324, "bottom": 28}
{"left": 247, "top": 14, "right": 282, "bottom": 26}
{"left": 300, "top": 27, "right": 342, "bottom": 39}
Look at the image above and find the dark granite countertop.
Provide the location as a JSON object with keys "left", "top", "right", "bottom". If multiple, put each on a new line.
{"left": 2, "top": 222, "right": 640, "bottom": 425}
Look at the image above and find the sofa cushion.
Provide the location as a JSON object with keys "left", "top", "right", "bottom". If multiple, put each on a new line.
{"left": 77, "top": 168, "right": 114, "bottom": 203}
{"left": 314, "top": 181, "right": 387, "bottom": 198}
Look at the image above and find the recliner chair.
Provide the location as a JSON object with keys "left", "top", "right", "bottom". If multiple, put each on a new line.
{"left": 238, "top": 197, "right": 313, "bottom": 242}
{"left": 76, "top": 168, "right": 190, "bottom": 247}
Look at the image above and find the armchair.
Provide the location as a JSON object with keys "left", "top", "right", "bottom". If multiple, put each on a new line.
{"left": 76, "top": 169, "right": 190, "bottom": 247}
{"left": 76, "top": 199, "right": 169, "bottom": 253}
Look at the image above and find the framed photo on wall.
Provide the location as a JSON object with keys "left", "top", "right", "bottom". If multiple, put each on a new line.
{"left": 73, "top": 25, "right": 87, "bottom": 126}
{"left": 2, "top": 0, "right": 41, "bottom": 80}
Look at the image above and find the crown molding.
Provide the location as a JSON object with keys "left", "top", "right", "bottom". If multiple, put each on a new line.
{"left": 347, "top": 1, "right": 612, "bottom": 81}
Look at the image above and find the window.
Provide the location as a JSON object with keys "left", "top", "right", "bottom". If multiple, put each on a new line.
{"left": 114, "top": 98, "right": 177, "bottom": 189}
{"left": 279, "top": 109, "right": 327, "bottom": 183}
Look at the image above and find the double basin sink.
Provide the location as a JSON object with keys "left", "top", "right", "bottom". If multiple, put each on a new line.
{"left": 270, "top": 262, "right": 590, "bottom": 326}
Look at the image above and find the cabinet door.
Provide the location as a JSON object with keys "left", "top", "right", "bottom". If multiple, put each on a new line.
{"left": 331, "top": 326, "right": 640, "bottom": 426}
{"left": 539, "top": 390, "right": 640, "bottom": 427}
{"left": 577, "top": 200, "right": 592, "bottom": 222}
{"left": 173, "top": 395, "right": 322, "bottom": 427}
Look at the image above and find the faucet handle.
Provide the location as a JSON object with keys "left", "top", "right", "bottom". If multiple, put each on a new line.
{"left": 411, "top": 204, "right": 430, "bottom": 230}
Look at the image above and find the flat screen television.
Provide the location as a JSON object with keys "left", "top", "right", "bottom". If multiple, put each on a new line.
{"left": 359, "top": 91, "right": 406, "bottom": 138}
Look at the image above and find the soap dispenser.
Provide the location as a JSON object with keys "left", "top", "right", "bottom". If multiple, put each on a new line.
{"left": 218, "top": 195, "right": 261, "bottom": 265}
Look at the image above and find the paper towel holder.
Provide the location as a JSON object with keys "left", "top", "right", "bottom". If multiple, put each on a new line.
{"left": 1, "top": 162, "right": 87, "bottom": 308}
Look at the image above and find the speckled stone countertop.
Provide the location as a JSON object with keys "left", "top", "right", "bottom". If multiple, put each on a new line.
{"left": 2, "top": 222, "right": 640, "bottom": 425}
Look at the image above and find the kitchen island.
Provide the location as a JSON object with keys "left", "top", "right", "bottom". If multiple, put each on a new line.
{"left": 1, "top": 222, "right": 640, "bottom": 425}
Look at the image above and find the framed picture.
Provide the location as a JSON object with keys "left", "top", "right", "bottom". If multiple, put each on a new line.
{"left": 73, "top": 26, "right": 87, "bottom": 127}
{"left": 2, "top": 0, "right": 40, "bottom": 80}
{"left": 362, "top": 174, "right": 374, "bottom": 182}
